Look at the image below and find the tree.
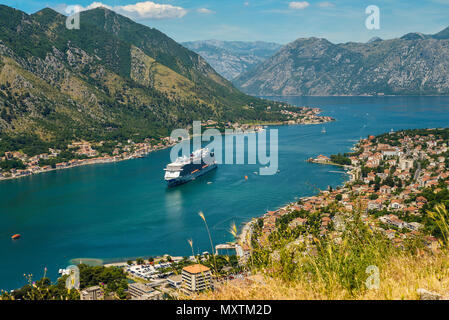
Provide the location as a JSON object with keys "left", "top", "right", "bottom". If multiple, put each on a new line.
{"left": 384, "top": 176, "right": 395, "bottom": 187}
{"left": 77, "top": 264, "right": 128, "bottom": 298}
{"left": 369, "top": 193, "right": 379, "bottom": 200}
{"left": 330, "top": 153, "right": 351, "bottom": 166}
{"left": 5, "top": 275, "right": 80, "bottom": 300}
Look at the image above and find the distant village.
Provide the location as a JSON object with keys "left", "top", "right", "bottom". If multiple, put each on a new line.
{"left": 279, "top": 107, "right": 334, "bottom": 125}
{"left": 0, "top": 137, "right": 177, "bottom": 181}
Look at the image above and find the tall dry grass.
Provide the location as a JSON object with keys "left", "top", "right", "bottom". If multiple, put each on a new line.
{"left": 193, "top": 205, "right": 449, "bottom": 300}
{"left": 196, "top": 249, "right": 449, "bottom": 300}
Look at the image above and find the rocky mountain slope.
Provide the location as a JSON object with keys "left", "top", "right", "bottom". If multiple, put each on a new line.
{"left": 182, "top": 40, "right": 281, "bottom": 80}
{"left": 234, "top": 27, "right": 449, "bottom": 96}
{"left": 0, "top": 5, "right": 289, "bottom": 153}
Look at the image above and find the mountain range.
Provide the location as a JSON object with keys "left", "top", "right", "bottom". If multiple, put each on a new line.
{"left": 182, "top": 40, "right": 281, "bottom": 80}
{"left": 234, "top": 27, "right": 449, "bottom": 96}
{"left": 0, "top": 5, "right": 288, "bottom": 155}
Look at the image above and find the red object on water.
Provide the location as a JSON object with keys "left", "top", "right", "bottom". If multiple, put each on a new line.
{"left": 11, "top": 234, "right": 21, "bottom": 240}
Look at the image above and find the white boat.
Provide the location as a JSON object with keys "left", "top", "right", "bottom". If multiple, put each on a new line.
{"left": 164, "top": 148, "right": 217, "bottom": 187}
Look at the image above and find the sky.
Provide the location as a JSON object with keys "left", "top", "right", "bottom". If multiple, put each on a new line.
{"left": 2, "top": 0, "right": 449, "bottom": 44}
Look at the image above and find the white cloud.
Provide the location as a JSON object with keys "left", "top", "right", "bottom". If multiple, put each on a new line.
{"left": 197, "top": 8, "right": 215, "bottom": 14}
{"left": 288, "top": 1, "right": 310, "bottom": 10}
{"left": 86, "top": 2, "right": 111, "bottom": 10}
{"left": 60, "top": 1, "right": 187, "bottom": 20}
{"left": 318, "top": 2, "right": 335, "bottom": 8}
{"left": 119, "top": 1, "right": 187, "bottom": 19}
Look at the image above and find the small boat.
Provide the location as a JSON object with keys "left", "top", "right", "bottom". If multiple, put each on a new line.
{"left": 321, "top": 127, "right": 327, "bottom": 134}
{"left": 11, "top": 234, "right": 21, "bottom": 240}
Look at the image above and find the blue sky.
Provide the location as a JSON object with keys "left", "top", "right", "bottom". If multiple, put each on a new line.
{"left": 3, "top": 0, "right": 449, "bottom": 44}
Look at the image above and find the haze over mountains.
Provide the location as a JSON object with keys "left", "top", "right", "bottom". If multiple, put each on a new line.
{"left": 234, "top": 27, "right": 449, "bottom": 96}
{"left": 0, "top": 5, "right": 288, "bottom": 151}
{"left": 182, "top": 40, "right": 282, "bottom": 80}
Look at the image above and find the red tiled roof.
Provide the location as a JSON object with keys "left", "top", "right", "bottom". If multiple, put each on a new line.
{"left": 183, "top": 264, "right": 210, "bottom": 274}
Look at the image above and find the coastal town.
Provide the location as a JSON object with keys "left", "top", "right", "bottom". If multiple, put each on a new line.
{"left": 240, "top": 128, "right": 449, "bottom": 256}
{"left": 0, "top": 107, "right": 333, "bottom": 181}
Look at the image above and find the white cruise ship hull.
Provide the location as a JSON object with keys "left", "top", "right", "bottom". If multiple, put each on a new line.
{"left": 166, "top": 163, "right": 217, "bottom": 187}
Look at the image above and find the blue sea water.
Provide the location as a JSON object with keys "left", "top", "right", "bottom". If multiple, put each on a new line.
{"left": 1, "top": 96, "right": 449, "bottom": 290}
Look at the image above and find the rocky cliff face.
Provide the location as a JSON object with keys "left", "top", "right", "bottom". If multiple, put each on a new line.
{"left": 182, "top": 40, "right": 281, "bottom": 80}
{"left": 234, "top": 28, "right": 449, "bottom": 96}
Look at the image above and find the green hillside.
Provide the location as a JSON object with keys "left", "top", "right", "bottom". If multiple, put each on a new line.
{"left": 0, "top": 5, "right": 289, "bottom": 155}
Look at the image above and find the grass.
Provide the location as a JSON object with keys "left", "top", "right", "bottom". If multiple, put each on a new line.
{"left": 191, "top": 205, "right": 449, "bottom": 300}
{"left": 194, "top": 241, "right": 449, "bottom": 300}
{"left": 195, "top": 249, "right": 449, "bottom": 300}
{"left": 198, "top": 211, "right": 218, "bottom": 273}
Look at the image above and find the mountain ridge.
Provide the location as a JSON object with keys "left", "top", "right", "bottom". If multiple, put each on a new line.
{"left": 234, "top": 27, "right": 449, "bottom": 96}
{"left": 182, "top": 40, "right": 282, "bottom": 80}
{"left": 0, "top": 5, "right": 290, "bottom": 155}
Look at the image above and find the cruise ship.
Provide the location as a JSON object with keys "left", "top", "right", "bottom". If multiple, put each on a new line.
{"left": 164, "top": 148, "right": 217, "bottom": 187}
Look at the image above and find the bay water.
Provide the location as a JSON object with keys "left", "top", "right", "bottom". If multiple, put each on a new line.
{"left": 1, "top": 96, "right": 449, "bottom": 290}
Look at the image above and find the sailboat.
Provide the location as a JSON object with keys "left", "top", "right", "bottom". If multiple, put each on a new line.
{"left": 321, "top": 127, "right": 327, "bottom": 134}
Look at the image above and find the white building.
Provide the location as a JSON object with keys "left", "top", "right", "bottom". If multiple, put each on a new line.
{"left": 181, "top": 264, "right": 212, "bottom": 294}
{"left": 399, "top": 157, "right": 414, "bottom": 171}
{"left": 128, "top": 282, "right": 162, "bottom": 300}
{"left": 167, "top": 274, "right": 183, "bottom": 288}
{"left": 80, "top": 286, "right": 103, "bottom": 300}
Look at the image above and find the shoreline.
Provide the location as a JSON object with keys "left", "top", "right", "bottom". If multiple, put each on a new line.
{"left": 235, "top": 143, "right": 357, "bottom": 249}
{"left": 260, "top": 94, "right": 449, "bottom": 98}
{"left": 0, "top": 115, "right": 333, "bottom": 183}
{"left": 0, "top": 142, "right": 176, "bottom": 183}
{"left": 235, "top": 126, "right": 449, "bottom": 254}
